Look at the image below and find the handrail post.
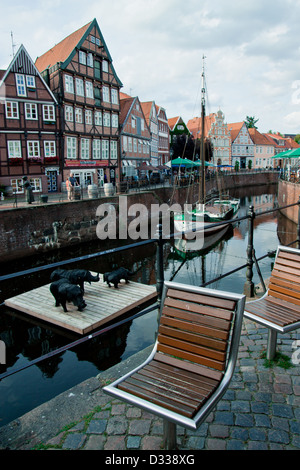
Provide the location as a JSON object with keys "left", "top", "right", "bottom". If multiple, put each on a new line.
{"left": 297, "top": 196, "right": 300, "bottom": 249}
{"left": 244, "top": 205, "right": 255, "bottom": 298}
{"left": 156, "top": 213, "right": 164, "bottom": 302}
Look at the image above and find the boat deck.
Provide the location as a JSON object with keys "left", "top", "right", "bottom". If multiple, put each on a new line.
{"left": 4, "top": 273, "right": 158, "bottom": 335}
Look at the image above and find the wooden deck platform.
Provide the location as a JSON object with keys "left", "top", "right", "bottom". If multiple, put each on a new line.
{"left": 4, "top": 274, "right": 158, "bottom": 335}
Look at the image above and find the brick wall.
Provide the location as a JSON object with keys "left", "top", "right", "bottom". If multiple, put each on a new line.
{"left": 0, "top": 172, "right": 279, "bottom": 262}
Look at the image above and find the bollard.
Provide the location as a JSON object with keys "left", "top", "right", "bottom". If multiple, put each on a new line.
{"left": 244, "top": 205, "right": 255, "bottom": 297}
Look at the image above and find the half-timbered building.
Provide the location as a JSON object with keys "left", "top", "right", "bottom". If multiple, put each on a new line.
{"left": 35, "top": 18, "right": 122, "bottom": 187}
{"left": 0, "top": 45, "right": 59, "bottom": 195}
{"left": 119, "top": 93, "right": 151, "bottom": 177}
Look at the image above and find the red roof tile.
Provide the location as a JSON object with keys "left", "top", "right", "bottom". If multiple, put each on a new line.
{"left": 35, "top": 21, "right": 92, "bottom": 72}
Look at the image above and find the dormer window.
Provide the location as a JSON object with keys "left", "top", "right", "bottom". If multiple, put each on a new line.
{"left": 26, "top": 75, "right": 36, "bottom": 89}
{"left": 16, "top": 74, "right": 26, "bottom": 97}
{"left": 79, "top": 51, "right": 86, "bottom": 65}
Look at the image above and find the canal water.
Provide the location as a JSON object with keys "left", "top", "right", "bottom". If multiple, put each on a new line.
{"left": 0, "top": 184, "right": 297, "bottom": 427}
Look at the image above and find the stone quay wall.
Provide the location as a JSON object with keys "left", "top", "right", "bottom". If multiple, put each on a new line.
{"left": 277, "top": 179, "right": 300, "bottom": 225}
{"left": 0, "top": 172, "right": 278, "bottom": 263}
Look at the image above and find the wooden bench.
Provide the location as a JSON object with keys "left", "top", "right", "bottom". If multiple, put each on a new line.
{"left": 244, "top": 245, "right": 300, "bottom": 360}
{"left": 103, "top": 281, "right": 245, "bottom": 449}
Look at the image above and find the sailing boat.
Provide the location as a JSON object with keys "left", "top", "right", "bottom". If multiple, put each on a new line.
{"left": 173, "top": 56, "right": 239, "bottom": 236}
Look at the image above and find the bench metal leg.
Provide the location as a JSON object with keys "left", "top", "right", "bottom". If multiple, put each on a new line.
{"left": 163, "top": 420, "right": 177, "bottom": 450}
{"left": 267, "top": 329, "right": 277, "bottom": 360}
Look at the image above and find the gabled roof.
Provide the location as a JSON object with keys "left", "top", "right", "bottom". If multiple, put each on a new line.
{"left": 141, "top": 101, "right": 157, "bottom": 126}
{"left": 248, "top": 128, "right": 273, "bottom": 146}
{"left": 119, "top": 96, "right": 135, "bottom": 125}
{"left": 0, "top": 44, "right": 57, "bottom": 103}
{"left": 187, "top": 113, "right": 216, "bottom": 139}
{"left": 35, "top": 18, "right": 122, "bottom": 86}
{"left": 227, "top": 122, "right": 246, "bottom": 142}
{"left": 168, "top": 116, "right": 180, "bottom": 130}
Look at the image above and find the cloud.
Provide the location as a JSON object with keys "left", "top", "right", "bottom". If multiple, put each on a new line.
{"left": 1, "top": 0, "right": 300, "bottom": 134}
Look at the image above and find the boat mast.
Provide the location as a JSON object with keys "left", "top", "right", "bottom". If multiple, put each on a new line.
{"left": 199, "top": 55, "right": 206, "bottom": 211}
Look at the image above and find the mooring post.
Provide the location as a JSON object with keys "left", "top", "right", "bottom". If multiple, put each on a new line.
{"left": 244, "top": 205, "right": 255, "bottom": 298}
{"left": 297, "top": 196, "right": 300, "bottom": 249}
{"left": 156, "top": 213, "right": 164, "bottom": 301}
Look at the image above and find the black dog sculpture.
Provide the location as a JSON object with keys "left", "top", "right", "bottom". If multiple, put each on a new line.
{"left": 50, "top": 269, "right": 99, "bottom": 294}
{"left": 103, "top": 267, "right": 133, "bottom": 288}
{"left": 50, "top": 279, "right": 87, "bottom": 312}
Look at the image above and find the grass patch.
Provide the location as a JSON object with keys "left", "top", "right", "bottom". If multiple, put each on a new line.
{"left": 260, "top": 350, "right": 293, "bottom": 369}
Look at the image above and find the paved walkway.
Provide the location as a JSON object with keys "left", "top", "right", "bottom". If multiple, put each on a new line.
{"left": 0, "top": 318, "right": 300, "bottom": 451}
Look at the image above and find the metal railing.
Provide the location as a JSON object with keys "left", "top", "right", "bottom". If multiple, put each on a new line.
{"left": 0, "top": 197, "right": 300, "bottom": 382}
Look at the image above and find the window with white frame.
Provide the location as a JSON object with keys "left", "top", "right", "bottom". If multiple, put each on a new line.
{"left": 93, "top": 139, "right": 101, "bottom": 159}
{"left": 94, "top": 111, "right": 102, "bottom": 126}
{"left": 44, "top": 141, "right": 56, "bottom": 158}
{"left": 75, "top": 108, "right": 83, "bottom": 123}
{"left": 86, "top": 81, "right": 94, "bottom": 99}
{"left": 102, "top": 60, "right": 109, "bottom": 72}
{"left": 123, "top": 136, "right": 128, "bottom": 151}
{"left": 131, "top": 116, "right": 136, "bottom": 128}
{"left": 65, "top": 105, "right": 73, "bottom": 122}
{"left": 27, "top": 141, "right": 40, "bottom": 158}
{"left": 102, "top": 140, "right": 109, "bottom": 159}
{"left": 25, "top": 103, "right": 38, "bottom": 120}
{"left": 85, "top": 110, "right": 92, "bottom": 125}
{"left": 15, "top": 74, "right": 26, "bottom": 96}
{"left": 81, "top": 138, "right": 90, "bottom": 159}
{"left": 29, "top": 178, "right": 41, "bottom": 191}
{"left": 111, "top": 114, "right": 118, "bottom": 128}
{"left": 79, "top": 51, "right": 86, "bottom": 65}
{"left": 76, "top": 78, "right": 84, "bottom": 97}
{"left": 87, "top": 53, "right": 93, "bottom": 67}
{"left": 6, "top": 101, "right": 19, "bottom": 119}
{"left": 110, "top": 141, "right": 117, "bottom": 159}
{"left": 11, "top": 178, "right": 23, "bottom": 194}
{"left": 43, "top": 104, "right": 55, "bottom": 122}
{"left": 102, "top": 86, "right": 110, "bottom": 103}
{"left": 128, "top": 137, "right": 132, "bottom": 152}
{"left": 8, "top": 141, "right": 22, "bottom": 158}
{"left": 65, "top": 75, "right": 74, "bottom": 93}
{"left": 133, "top": 138, "right": 137, "bottom": 152}
{"left": 67, "top": 137, "right": 77, "bottom": 159}
{"left": 26, "top": 75, "right": 36, "bottom": 89}
{"left": 103, "top": 112, "right": 110, "bottom": 127}
{"left": 111, "top": 89, "right": 118, "bottom": 104}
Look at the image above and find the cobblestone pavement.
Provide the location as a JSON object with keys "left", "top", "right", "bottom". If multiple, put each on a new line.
{"left": 2, "top": 318, "right": 299, "bottom": 451}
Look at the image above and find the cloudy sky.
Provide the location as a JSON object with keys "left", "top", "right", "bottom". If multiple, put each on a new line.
{"left": 1, "top": 0, "right": 300, "bottom": 134}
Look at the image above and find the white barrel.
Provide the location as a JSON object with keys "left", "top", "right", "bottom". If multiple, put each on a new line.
{"left": 88, "top": 184, "right": 98, "bottom": 199}
{"left": 104, "top": 182, "right": 115, "bottom": 196}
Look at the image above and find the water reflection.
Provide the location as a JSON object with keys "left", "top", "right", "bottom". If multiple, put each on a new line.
{"left": 0, "top": 184, "right": 298, "bottom": 427}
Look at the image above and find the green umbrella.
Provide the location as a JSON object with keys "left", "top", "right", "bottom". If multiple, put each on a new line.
{"left": 193, "top": 160, "right": 216, "bottom": 167}
{"left": 171, "top": 157, "right": 194, "bottom": 167}
{"left": 272, "top": 148, "right": 300, "bottom": 158}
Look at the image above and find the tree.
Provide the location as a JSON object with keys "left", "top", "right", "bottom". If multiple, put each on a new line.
{"left": 295, "top": 134, "right": 300, "bottom": 144}
{"left": 245, "top": 116, "right": 259, "bottom": 129}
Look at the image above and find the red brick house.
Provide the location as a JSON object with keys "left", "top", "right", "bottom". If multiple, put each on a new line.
{"left": 0, "top": 44, "right": 59, "bottom": 195}
{"left": 35, "top": 18, "right": 123, "bottom": 188}
{"left": 119, "top": 93, "right": 151, "bottom": 177}
{"left": 155, "top": 105, "right": 169, "bottom": 165}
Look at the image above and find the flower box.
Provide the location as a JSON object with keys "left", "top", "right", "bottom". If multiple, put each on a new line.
{"left": 9, "top": 158, "right": 23, "bottom": 165}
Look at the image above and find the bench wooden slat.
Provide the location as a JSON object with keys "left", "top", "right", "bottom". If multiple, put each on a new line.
{"left": 269, "top": 282, "right": 300, "bottom": 304}
{"left": 160, "top": 315, "right": 230, "bottom": 341}
{"left": 162, "top": 304, "right": 232, "bottom": 330}
{"left": 139, "top": 367, "right": 215, "bottom": 397}
{"left": 245, "top": 297, "right": 300, "bottom": 327}
{"left": 164, "top": 297, "right": 233, "bottom": 322}
{"left": 270, "top": 276, "right": 300, "bottom": 294}
{"left": 157, "top": 331, "right": 226, "bottom": 362}
{"left": 118, "top": 380, "right": 197, "bottom": 417}
{"left": 167, "top": 288, "right": 236, "bottom": 311}
{"left": 159, "top": 324, "right": 227, "bottom": 351}
{"left": 144, "top": 362, "right": 219, "bottom": 392}
{"left": 123, "top": 376, "right": 200, "bottom": 408}
{"left": 157, "top": 343, "right": 226, "bottom": 371}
